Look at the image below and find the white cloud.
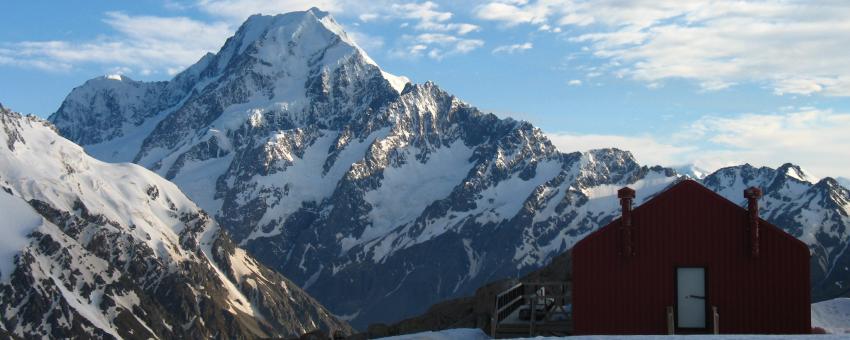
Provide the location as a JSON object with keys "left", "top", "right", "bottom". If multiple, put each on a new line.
{"left": 378, "top": 2, "right": 480, "bottom": 36}
{"left": 454, "top": 39, "right": 485, "bottom": 54}
{"left": 681, "top": 108, "right": 850, "bottom": 177}
{"left": 546, "top": 107, "right": 850, "bottom": 179}
{"left": 376, "top": 2, "right": 482, "bottom": 60}
{"left": 474, "top": 2, "right": 544, "bottom": 26}
{"left": 0, "top": 51, "right": 71, "bottom": 72}
{"left": 0, "top": 12, "right": 230, "bottom": 75}
{"left": 358, "top": 13, "right": 379, "bottom": 22}
{"left": 492, "top": 42, "right": 533, "bottom": 54}
{"left": 567, "top": 79, "right": 582, "bottom": 86}
{"left": 391, "top": 2, "right": 451, "bottom": 22}
{"left": 546, "top": 132, "right": 695, "bottom": 168}
{"left": 394, "top": 33, "right": 484, "bottom": 60}
{"left": 474, "top": 0, "right": 850, "bottom": 96}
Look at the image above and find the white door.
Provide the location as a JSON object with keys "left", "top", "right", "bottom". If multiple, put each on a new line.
{"left": 676, "top": 267, "right": 706, "bottom": 328}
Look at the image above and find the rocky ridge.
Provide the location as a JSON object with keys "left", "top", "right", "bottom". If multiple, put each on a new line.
{"left": 1, "top": 104, "right": 351, "bottom": 339}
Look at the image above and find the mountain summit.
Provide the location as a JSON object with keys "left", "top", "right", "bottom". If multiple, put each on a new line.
{"left": 48, "top": 9, "right": 850, "bottom": 328}
{"left": 51, "top": 8, "right": 408, "bottom": 164}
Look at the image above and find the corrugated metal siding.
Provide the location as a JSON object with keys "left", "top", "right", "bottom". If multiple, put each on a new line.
{"left": 573, "top": 180, "right": 811, "bottom": 335}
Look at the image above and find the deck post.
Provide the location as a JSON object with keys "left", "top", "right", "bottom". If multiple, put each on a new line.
{"left": 666, "top": 306, "right": 674, "bottom": 334}
{"left": 491, "top": 294, "right": 498, "bottom": 338}
{"left": 529, "top": 286, "right": 536, "bottom": 336}
{"left": 713, "top": 306, "right": 719, "bottom": 334}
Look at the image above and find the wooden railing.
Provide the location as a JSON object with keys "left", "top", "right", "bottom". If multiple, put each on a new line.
{"left": 491, "top": 281, "right": 571, "bottom": 337}
{"left": 525, "top": 282, "right": 570, "bottom": 335}
{"left": 492, "top": 282, "right": 525, "bottom": 337}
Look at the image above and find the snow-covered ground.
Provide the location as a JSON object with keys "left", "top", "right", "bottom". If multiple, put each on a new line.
{"left": 380, "top": 328, "right": 490, "bottom": 340}
{"left": 536, "top": 336, "right": 847, "bottom": 339}
{"left": 382, "top": 298, "right": 850, "bottom": 339}
{"left": 812, "top": 298, "right": 850, "bottom": 334}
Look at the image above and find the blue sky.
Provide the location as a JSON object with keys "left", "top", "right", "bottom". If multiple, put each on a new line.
{"left": 1, "top": 1, "right": 849, "bottom": 179}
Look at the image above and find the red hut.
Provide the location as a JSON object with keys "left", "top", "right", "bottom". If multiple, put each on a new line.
{"left": 572, "top": 180, "right": 810, "bottom": 335}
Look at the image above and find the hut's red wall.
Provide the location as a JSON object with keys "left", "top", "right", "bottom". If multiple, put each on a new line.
{"left": 572, "top": 181, "right": 810, "bottom": 335}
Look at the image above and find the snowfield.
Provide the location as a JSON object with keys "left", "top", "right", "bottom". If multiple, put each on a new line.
{"left": 812, "top": 298, "right": 850, "bottom": 334}
{"left": 0, "top": 187, "right": 46, "bottom": 282}
{"left": 381, "top": 328, "right": 491, "bottom": 340}
{"left": 382, "top": 298, "right": 850, "bottom": 339}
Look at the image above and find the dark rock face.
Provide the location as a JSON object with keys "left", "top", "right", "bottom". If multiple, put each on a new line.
{"left": 45, "top": 8, "right": 850, "bottom": 330}
{"left": 0, "top": 105, "right": 351, "bottom": 339}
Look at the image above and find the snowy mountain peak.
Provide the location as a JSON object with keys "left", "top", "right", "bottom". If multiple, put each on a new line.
{"left": 228, "top": 9, "right": 408, "bottom": 92}
{"left": 237, "top": 9, "right": 348, "bottom": 52}
{"left": 778, "top": 162, "right": 817, "bottom": 183}
{"left": 674, "top": 163, "right": 710, "bottom": 179}
{"left": 104, "top": 74, "right": 125, "bottom": 81}
{"left": 812, "top": 177, "right": 846, "bottom": 196}
{"left": 223, "top": 8, "right": 372, "bottom": 72}
{"left": 306, "top": 6, "right": 330, "bottom": 16}
{"left": 88, "top": 74, "right": 141, "bottom": 86}
{"left": 50, "top": 8, "right": 411, "bottom": 164}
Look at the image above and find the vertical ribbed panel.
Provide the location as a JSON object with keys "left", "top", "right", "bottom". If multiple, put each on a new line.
{"left": 572, "top": 180, "right": 811, "bottom": 335}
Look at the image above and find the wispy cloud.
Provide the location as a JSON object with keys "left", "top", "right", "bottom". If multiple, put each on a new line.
{"left": 0, "top": 11, "right": 230, "bottom": 75}
{"left": 547, "top": 107, "right": 850, "bottom": 178}
{"left": 681, "top": 108, "right": 850, "bottom": 177}
{"left": 394, "top": 33, "right": 484, "bottom": 60}
{"left": 358, "top": 13, "right": 379, "bottom": 22}
{"left": 546, "top": 132, "right": 695, "bottom": 168}
{"left": 365, "top": 1, "right": 482, "bottom": 60}
{"left": 474, "top": 0, "right": 850, "bottom": 96}
{"left": 389, "top": 2, "right": 479, "bottom": 35}
{"left": 474, "top": 1, "right": 549, "bottom": 27}
{"left": 492, "top": 42, "right": 532, "bottom": 54}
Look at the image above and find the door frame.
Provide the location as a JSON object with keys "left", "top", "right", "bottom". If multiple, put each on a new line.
{"left": 674, "top": 266, "right": 711, "bottom": 333}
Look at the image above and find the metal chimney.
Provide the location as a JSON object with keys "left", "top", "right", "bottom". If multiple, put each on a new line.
{"left": 744, "top": 187, "right": 763, "bottom": 257}
{"left": 618, "top": 187, "right": 636, "bottom": 258}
